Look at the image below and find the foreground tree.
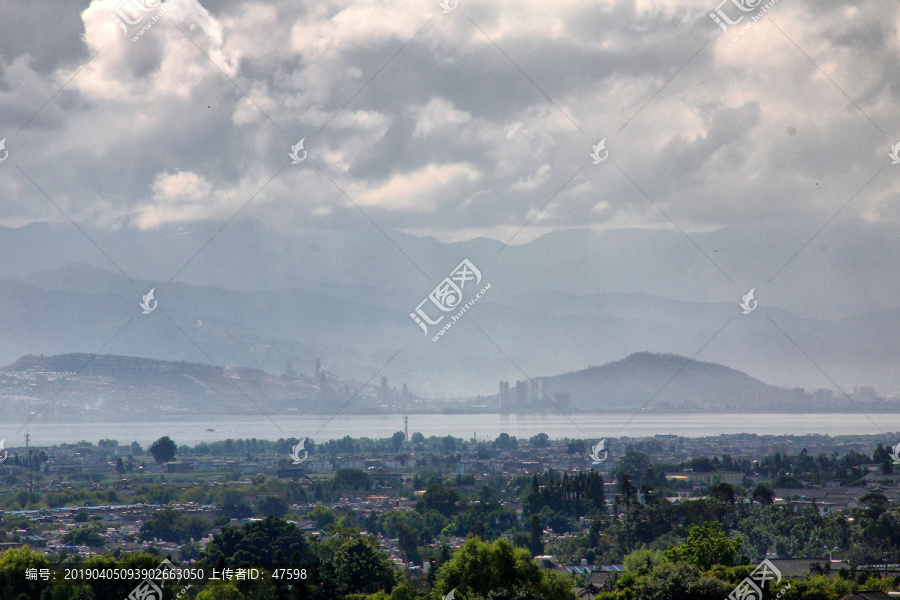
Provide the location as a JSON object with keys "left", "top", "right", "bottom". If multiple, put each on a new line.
{"left": 332, "top": 537, "right": 397, "bottom": 596}
{"left": 665, "top": 521, "right": 741, "bottom": 571}
{"left": 436, "top": 536, "right": 576, "bottom": 600}
{"left": 628, "top": 562, "right": 732, "bottom": 600}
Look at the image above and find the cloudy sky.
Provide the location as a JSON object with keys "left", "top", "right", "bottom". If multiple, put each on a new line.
{"left": 0, "top": 0, "right": 898, "bottom": 244}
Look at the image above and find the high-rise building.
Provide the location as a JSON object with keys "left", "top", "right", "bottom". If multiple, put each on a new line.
{"left": 379, "top": 375, "right": 390, "bottom": 404}
{"left": 499, "top": 380, "right": 511, "bottom": 412}
{"left": 854, "top": 385, "right": 877, "bottom": 402}
{"left": 400, "top": 383, "right": 410, "bottom": 405}
{"left": 318, "top": 370, "right": 328, "bottom": 399}
{"left": 531, "top": 379, "right": 545, "bottom": 407}
{"left": 813, "top": 389, "right": 833, "bottom": 403}
{"left": 515, "top": 380, "right": 528, "bottom": 410}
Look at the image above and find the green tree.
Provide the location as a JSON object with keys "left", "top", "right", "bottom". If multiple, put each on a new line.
{"left": 305, "top": 505, "right": 336, "bottom": 528}
{"left": 616, "top": 451, "right": 652, "bottom": 484}
{"left": 204, "top": 516, "right": 309, "bottom": 567}
{"left": 416, "top": 483, "right": 459, "bottom": 517}
{"left": 665, "top": 521, "right": 741, "bottom": 570}
{"left": 149, "top": 436, "right": 177, "bottom": 463}
{"left": 530, "top": 433, "right": 550, "bottom": 448}
{"left": 333, "top": 537, "right": 396, "bottom": 596}
{"left": 623, "top": 548, "right": 667, "bottom": 571}
{"left": 62, "top": 525, "right": 105, "bottom": 547}
{"left": 628, "top": 561, "right": 731, "bottom": 600}
{"left": 529, "top": 515, "right": 544, "bottom": 557}
{"left": 258, "top": 496, "right": 289, "bottom": 518}
{"left": 436, "top": 537, "right": 576, "bottom": 600}
{"left": 139, "top": 507, "right": 211, "bottom": 544}
{"left": 0, "top": 546, "right": 51, "bottom": 599}
{"left": 495, "top": 433, "right": 518, "bottom": 451}
{"left": 335, "top": 468, "right": 372, "bottom": 490}
{"left": 419, "top": 483, "right": 460, "bottom": 517}
{"left": 391, "top": 431, "right": 406, "bottom": 452}
{"left": 751, "top": 484, "right": 774, "bottom": 506}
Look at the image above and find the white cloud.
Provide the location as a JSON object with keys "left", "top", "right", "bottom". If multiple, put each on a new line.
{"left": 411, "top": 98, "right": 472, "bottom": 137}
{"left": 0, "top": 0, "right": 897, "bottom": 239}
{"left": 352, "top": 163, "right": 482, "bottom": 211}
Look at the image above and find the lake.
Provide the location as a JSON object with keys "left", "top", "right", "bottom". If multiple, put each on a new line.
{"left": 1, "top": 412, "right": 896, "bottom": 446}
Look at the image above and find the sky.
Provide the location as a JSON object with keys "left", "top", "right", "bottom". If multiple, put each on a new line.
{"left": 0, "top": 0, "right": 897, "bottom": 244}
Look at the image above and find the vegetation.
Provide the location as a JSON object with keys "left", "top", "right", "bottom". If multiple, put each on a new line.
{"left": 4, "top": 435, "right": 900, "bottom": 598}
{"left": 149, "top": 435, "right": 177, "bottom": 463}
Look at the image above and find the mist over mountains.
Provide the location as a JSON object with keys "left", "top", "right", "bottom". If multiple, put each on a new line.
{"left": 0, "top": 351, "right": 787, "bottom": 417}
{"left": 0, "top": 218, "right": 898, "bottom": 398}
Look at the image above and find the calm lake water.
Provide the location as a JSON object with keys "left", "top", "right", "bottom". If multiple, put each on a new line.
{"left": 1, "top": 413, "right": 897, "bottom": 446}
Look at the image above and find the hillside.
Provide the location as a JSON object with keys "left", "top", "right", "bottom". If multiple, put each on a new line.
{"left": 538, "top": 352, "right": 786, "bottom": 411}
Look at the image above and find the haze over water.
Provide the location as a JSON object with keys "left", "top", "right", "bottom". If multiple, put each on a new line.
{"left": 5, "top": 413, "right": 895, "bottom": 447}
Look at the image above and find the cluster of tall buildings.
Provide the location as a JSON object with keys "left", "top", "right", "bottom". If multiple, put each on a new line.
{"left": 498, "top": 379, "right": 570, "bottom": 413}
{"left": 378, "top": 375, "right": 410, "bottom": 407}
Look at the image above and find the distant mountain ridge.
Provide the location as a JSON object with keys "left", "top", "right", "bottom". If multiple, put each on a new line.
{"left": 537, "top": 352, "right": 783, "bottom": 411}
{"left": 2, "top": 353, "right": 226, "bottom": 380}
{"left": 0, "top": 351, "right": 785, "bottom": 415}
{"left": 1, "top": 219, "right": 900, "bottom": 393}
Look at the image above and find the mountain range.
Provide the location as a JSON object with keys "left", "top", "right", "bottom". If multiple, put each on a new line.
{"left": 0, "top": 351, "right": 788, "bottom": 416}
{"left": 0, "top": 218, "right": 898, "bottom": 398}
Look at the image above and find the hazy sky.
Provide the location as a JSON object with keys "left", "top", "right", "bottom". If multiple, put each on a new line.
{"left": 0, "top": 0, "right": 898, "bottom": 243}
